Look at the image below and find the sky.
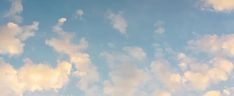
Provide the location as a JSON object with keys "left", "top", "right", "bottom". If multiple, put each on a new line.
{"left": 1, "top": 0, "right": 234, "bottom": 96}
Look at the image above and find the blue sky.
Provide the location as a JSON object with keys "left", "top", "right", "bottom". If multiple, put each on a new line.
{"left": 1, "top": 0, "right": 234, "bottom": 96}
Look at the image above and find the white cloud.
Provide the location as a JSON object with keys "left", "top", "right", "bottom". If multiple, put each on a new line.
{"left": 154, "top": 21, "right": 165, "bottom": 34}
{"left": 201, "top": 0, "right": 234, "bottom": 12}
{"left": 108, "top": 11, "right": 128, "bottom": 35}
{"left": 0, "top": 59, "right": 72, "bottom": 96}
{"left": 18, "top": 60, "right": 72, "bottom": 92}
{"left": 5, "top": 0, "right": 23, "bottom": 23}
{"left": 0, "top": 22, "right": 39, "bottom": 56}
{"left": 46, "top": 18, "right": 100, "bottom": 96}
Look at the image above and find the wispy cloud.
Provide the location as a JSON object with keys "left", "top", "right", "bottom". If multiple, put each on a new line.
{"left": 107, "top": 11, "right": 128, "bottom": 35}
{"left": 5, "top": 0, "right": 23, "bottom": 23}
{"left": 46, "top": 18, "right": 101, "bottom": 96}
{"left": 154, "top": 21, "right": 165, "bottom": 34}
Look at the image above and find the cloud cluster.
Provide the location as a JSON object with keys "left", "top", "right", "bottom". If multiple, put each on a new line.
{"left": 46, "top": 18, "right": 100, "bottom": 96}
{"left": 0, "top": 59, "right": 72, "bottom": 96}
{"left": 1, "top": 0, "right": 234, "bottom": 96}
{"left": 183, "top": 57, "right": 233, "bottom": 90}
{"left": 0, "top": 0, "right": 39, "bottom": 56}
{"left": 189, "top": 34, "right": 234, "bottom": 56}
{"left": 101, "top": 33, "right": 234, "bottom": 96}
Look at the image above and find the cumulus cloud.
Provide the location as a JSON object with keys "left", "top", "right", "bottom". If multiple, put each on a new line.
{"left": 175, "top": 34, "right": 234, "bottom": 91}
{"left": 46, "top": 18, "right": 100, "bottom": 96}
{"left": 150, "top": 34, "right": 234, "bottom": 94}
{"left": 180, "top": 56, "right": 233, "bottom": 90}
{"left": 5, "top": 0, "right": 23, "bottom": 23}
{"left": 150, "top": 59, "right": 183, "bottom": 91}
{"left": 201, "top": 0, "right": 234, "bottom": 12}
{"left": 0, "top": 22, "right": 39, "bottom": 56}
{"left": 189, "top": 34, "right": 234, "bottom": 56}
{"left": 0, "top": 59, "right": 72, "bottom": 96}
{"left": 154, "top": 21, "right": 165, "bottom": 34}
{"left": 108, "top": 11, "right": 128, "bottom": 35}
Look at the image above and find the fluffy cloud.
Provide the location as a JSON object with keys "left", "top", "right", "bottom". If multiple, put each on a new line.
{"left": 201, "top": 0, "right": 234, "bottom": 12}
{"left": 0, "top": 59, "right": 72, "bottom": 96}
{"left": 18, "top": 60, "right": 72, "bottom": 92}
{"left": 0, "top": 22, "right": 39, "bottom": 56}
{"left": 181, "top": 57, "right": 233, "bottom": 90}
{"left": 5, "top": 0, "right": 23, "bottom": 23}
{"left": 108, "top": 11, "right": 128, "bottom": 35}
{"left": 151, "top": 34, "right": 234, "bottom": 94}
{"left": 177, "top": 34, "right": 234, "bottom": 91}
{"left": 189, "top": 34, "right": 234, "bottom": 56}
{"left": 150, "top": 59, "right": 183, "bottom": 91}
{"left": 46, "top": 18, "right": 100, "bottom": 96}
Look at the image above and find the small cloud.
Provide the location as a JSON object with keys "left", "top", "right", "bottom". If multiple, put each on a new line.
{"left": 75, "top": 9, "right": 84, "bottom": 20}
{"left": 154, "top": 21, "right": 165, "bottom": 34}
{"left": 107, "top": 11, "right": 128, "bottom": 35}
{"left": 58, "top": 17, "right": 67, "bottom": 24}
